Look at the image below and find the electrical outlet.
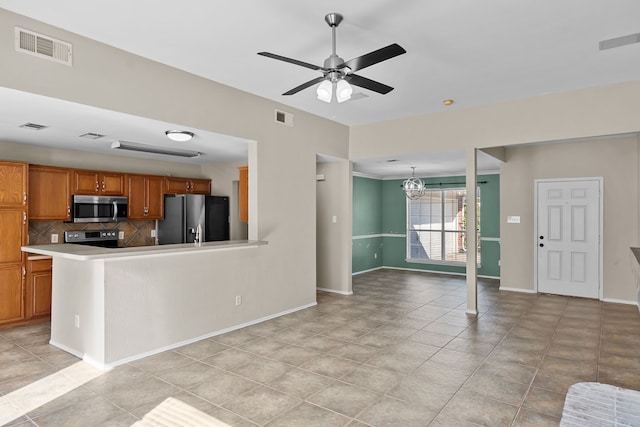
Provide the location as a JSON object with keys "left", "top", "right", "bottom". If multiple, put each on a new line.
{"left": 118, "top": 231, "right": 125, "bottom": 239}
{"left": 235, "top": 296, "right": 242, "bottom": 306}
{"left": 51, "top": 234, "right": 58, "bottom": 243}
{"left": 151, "top": 229, "right": 157, "bottom": 238}
{"left": 74, "top": 314, "right": 80, "bottom": 328}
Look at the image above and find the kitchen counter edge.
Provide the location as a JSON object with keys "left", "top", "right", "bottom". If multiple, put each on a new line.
{"left": 22, "top": 240, "right": 268, "bottom": 261}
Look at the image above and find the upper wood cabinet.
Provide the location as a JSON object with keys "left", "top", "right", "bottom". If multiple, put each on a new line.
{"left": 0, "top": 161, "right": 27, "bottom": 207}
{"left": 238, "top": 166, "right": 248, "bottom": 223}
{"left": 126, "top": 174, "right": 164, "bottom": 220}
{"left": 164, "top": 177, "right": 211, "bottom": 195}
{"left": 29, "top": 165, "right": 72, "bottom": 221}
{"left": 74, "top": 170, "right": 124, "bottom": 196}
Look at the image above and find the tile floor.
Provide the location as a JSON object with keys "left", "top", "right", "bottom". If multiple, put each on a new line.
{"left": 2, "top": 269, "right": 640, "bottom": 426}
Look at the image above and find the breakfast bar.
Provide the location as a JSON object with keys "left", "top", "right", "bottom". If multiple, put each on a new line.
{"left": 22, "top": 240, "right": 269, "bottom": 370}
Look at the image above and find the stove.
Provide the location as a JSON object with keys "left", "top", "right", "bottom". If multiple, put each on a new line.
{"left": 64, "top": 230, "right": 119, "bottom": 248}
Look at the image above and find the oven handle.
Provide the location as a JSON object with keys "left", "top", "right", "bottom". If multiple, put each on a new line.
{"left": 113, "top": 200, "right": 117, "bottom": 222}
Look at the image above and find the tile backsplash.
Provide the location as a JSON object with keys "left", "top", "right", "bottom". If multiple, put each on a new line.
{"left": 29, "top": 220, "right": 156, "bottom": 247}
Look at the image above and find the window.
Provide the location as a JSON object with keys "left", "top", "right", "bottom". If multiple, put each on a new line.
{"left": 407, "top": 188, "right": 480, "bottom": 264}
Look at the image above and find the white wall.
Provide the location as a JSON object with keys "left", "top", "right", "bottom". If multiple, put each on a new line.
{"left": 0, "top": 10, "right": 351, "bottom": 322}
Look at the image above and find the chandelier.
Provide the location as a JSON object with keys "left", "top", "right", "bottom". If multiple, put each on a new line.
{"left": 402, "top": 167, "right": 425, "bottom": 200}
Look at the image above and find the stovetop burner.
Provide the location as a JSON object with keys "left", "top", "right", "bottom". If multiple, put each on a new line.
{"left": 64, "top": 230, "right": 119, "bottom": 248}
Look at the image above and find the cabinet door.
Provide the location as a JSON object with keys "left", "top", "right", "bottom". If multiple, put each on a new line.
{"left": 74, "top": 170, "right": 100, "bottom": 194}
{"left": 127, "top": 174, "right": 147, "bottom": 219}
{"left": 0, "top": 265, "right": 24, "bottom": 324}
{"left": 28, "top": 259, "right": 52, "bottom": 318}
{"left": 146, "top": 176, "right": 164, "bottom": 219}
{"left": 164, "top": 177, "right": 190, "bottom": 194}
{"left": 238, "top": 166, "right": 248, "bottom": 223}
{"left": 100, "top": 172, "right": 125, "bottom": 196}
{"left": 29, "top": 166, "right": 72, "bottom": 220}
{"left": 0, "top": 209, "right": 26, "bottom": 264}
{"left": 0, "top": 161, "right": 27, "bottom": 207}
{"left": 190, "top": 179, "right": 211, "bottom": 195}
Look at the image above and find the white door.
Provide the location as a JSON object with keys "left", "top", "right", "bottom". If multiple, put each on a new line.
{"left": 536, "top": 179, "right": 601, "bottom": 298}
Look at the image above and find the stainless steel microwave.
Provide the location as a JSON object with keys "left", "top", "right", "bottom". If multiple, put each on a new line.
{"left": 71, "top": 195, "right": 128, "bottom": 223}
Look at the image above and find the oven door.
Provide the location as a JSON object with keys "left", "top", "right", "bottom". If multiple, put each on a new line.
{"left": 72, "top": 195, "right": 128, "bottom": 223}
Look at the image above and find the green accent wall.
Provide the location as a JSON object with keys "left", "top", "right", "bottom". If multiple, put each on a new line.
{"left": 353, "top": 173, "right": 501, "bottom": 277}
{"left": 352, "top": 176, "right": 384, "bottom": 272}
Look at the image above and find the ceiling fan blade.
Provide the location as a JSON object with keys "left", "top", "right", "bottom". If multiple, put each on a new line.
{"left": 257, "top": 52, "right": 324, "bottom": 72}
{"left": 283, "top": 76, "right": 327, "bottom": 95}
{"left": 342, "top": 43, "right": 406, "bottom": 73}
{"left": 344, "top": 74, "right": 394, "bottom": 95}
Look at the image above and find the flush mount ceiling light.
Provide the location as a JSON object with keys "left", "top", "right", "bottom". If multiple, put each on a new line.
{"left": 165, "top": 130, "right": 194, "bottom": 142}
{"left": 402, "top": 166, "right": 425, "bottom": 200}
{"left": 111, "top": 141, "right": 200, "bottom": 158}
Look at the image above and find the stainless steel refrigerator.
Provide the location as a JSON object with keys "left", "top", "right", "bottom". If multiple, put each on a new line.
{"left": 157, "top": 194, "right": 229, "bottom": 244}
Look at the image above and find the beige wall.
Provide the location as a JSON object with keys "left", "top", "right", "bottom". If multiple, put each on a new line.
{"left": 500, "top": 136, "right": 639, "bottom": 302}
{"left": 316, "top": 160, "right": 353, "bottom": 294}
{"left": 1, "top": 10, "right": 351, "bottom": 320}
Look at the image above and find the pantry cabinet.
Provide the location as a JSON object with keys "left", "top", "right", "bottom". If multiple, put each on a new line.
{"left": 0, "top": 161, "right": 27, "bottom": 325}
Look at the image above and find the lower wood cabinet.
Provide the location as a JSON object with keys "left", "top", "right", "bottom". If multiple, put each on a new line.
{"left": 27, "top": 257, "right": 52, "bottom": 318}
{"left": 0, "top": 265, "right": 24, "bottom": 325}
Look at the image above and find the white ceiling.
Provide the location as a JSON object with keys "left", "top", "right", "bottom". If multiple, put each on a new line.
{"left": 1, "top": 1, "right": 639, "bottom": 176}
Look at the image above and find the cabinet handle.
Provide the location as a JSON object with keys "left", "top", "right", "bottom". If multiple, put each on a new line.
{"left": 95, "top": 182, "right": 99, "bottom": 191}
{"left": 22, "top": 267, "right": 26, "bottom": 278}
{"left": 102, "top": 181, "right": 106, "bottom": 191}
{"left": 23, "top": 211, "right": 26, "bottom": 224}
{"left": 67, "top": 206, "right": 71, "bottom": 218}
{"left": 23, "top": 192, "right": 27, "bottom": 204}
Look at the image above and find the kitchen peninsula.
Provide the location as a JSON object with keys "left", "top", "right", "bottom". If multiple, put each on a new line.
{"left": 22, "top": 240, "right": 269, "bottom": 370}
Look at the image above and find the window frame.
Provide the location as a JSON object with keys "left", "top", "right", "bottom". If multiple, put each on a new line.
{"left": 405, "top": 186, "right": 481, "bottom": 266}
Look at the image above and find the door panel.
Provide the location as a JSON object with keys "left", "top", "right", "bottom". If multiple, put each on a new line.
{"left": 537, "top": 179, "right": 600, "bottom": 298}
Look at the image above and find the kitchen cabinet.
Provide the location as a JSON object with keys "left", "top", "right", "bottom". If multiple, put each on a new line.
{"left": 127, "top": 174, "right": 164, "bottom": 219}
{"left": 238, "top": 166, "right": 248, "bottom": 222}
{"left": 0, "top": 161, "right": 27, "bottom": 207}
{"left": 26, "top": 257, "right": 52, "bottom": 318}
{"left": 164, "top": 177, "right": 211, "bottom": 195}
{"left": 0, "top": 161, "right": 27, "bottom": 325}
{"left": 29, "top": 165, "right": 72, "bottom": 220}
{"left": 74, "top": 170, "right": 124, "bottom": 195}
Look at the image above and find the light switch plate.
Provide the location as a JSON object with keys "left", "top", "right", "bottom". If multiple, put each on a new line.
{"left": 507, "top": 216, "right": 521, "bottom": 224}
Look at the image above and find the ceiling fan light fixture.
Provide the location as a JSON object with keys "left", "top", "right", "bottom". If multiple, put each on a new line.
{"left": 165, "top": 130, "right": 194, "bottom": 142}
{"left": 336, "top": 79, "right": 353, "bottom": 103}
{"left": 317, "top": 80, "right": 333, "bottom": 103}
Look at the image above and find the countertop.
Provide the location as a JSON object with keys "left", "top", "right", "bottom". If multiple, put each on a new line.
{"left": 22, "top": 240, "right": 268, "bottom": 261}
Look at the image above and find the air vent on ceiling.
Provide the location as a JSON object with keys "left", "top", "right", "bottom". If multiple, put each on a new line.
{"left": 15, "top": 27, "right": 72, "bottom": 66}
{"left": 79, "top": 132, "right": 105, "bottom": 139}
{"left": 275, "top": 109, "right": 294, "bottom": 127}
{"left": 19, "top": 122, "right": 48, "bottom": 130}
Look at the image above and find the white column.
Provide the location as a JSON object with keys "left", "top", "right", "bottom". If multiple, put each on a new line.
{"left": 466, "top": 147, "right": 478, "bottom": 315}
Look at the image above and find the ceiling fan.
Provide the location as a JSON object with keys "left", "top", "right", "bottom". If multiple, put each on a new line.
{"left": 258, "top": 13, "right": 406, "bottom": 103}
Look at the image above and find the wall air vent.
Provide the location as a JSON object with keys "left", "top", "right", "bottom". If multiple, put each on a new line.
{"left": 15, "top": 27, "right": 72, "bottom": 66}
{"left": 19, "top": 122, "right": 48, "bottom": 130}
{"left": 275, "top": 109, "right": 294, "bottom": 127}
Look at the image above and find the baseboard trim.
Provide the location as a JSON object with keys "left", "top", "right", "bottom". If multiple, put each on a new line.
{"left": 317, "top": 287, "right": 354, "bottom": 296}
{"left": 602, "top": 297, "right": 637, "bottom": 306}
{"left": 353, "top": 265, "right": 500, "bottom": 281}
{"left": 352, "top": 266, "right": 383, "bottom": 275}
{"left": 499, "top": 286, "right": 536, "bottom": 294}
